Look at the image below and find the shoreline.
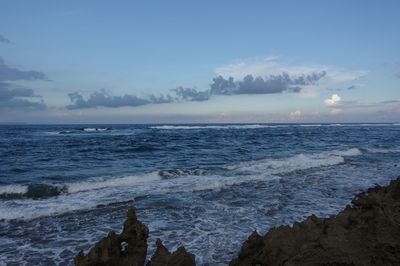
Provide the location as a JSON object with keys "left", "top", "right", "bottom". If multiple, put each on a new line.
{"left": 75, "top": 175, "right": 400, "bottom": 266}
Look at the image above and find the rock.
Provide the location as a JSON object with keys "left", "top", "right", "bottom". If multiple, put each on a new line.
{"left": 147, "top": 239, "right": 196, "bottom": 266}
{"left": 230, "top": 176, "right": 400, "bottom": 266}
{"left": 75, "top": 208, "right": 149, "bottom": 266}
{"left": 75, "top": 208, "right": 195, "bottom": 266}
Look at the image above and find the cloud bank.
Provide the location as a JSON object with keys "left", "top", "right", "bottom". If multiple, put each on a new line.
{"left": 210, "top": 72, "right": 325, "bottom": 95}
{"left": 67, "top": 72, "right": 326, "bottom": 109}
{"left": 0, "top": 58, "right": 47, "bottom": 110}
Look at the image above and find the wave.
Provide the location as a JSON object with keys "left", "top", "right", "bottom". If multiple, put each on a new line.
{"left": 81, "top": 127, "right": 109, "bottom": 132}
{"left": 67, "top": 172, "right": 161, "bottom": 194}
{"left": 0, "top": 184, "right": 66, "bottom": 200}
{"left": 43, "top": 127, "right": 111, "bottom": 135}
{"left": 150, "top": 125, "right": 285, "bottom": 130}
{"left": 158, "top": 169, "right": 205, "bottom": 179}
{"left": 227, "top": 148, "right": 361, "bottom": 175}
{"left": 364, "top": 147, "right": 400, "bottom": 154}
{"left": 151, "top": 124, "right": 398, "bottom": 130}
{"left": 0, "top": 148, "right": 362, "bottom": 221}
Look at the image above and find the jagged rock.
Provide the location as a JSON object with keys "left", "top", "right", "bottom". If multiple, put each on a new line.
{"left": 147, "top": 239, "right": 196, "bottom": 266}
{"left": 75, "top": 208, "right": 149, "bottom": 266}
{"left": 230, "top": 176, "right": 400, "bottom": 266}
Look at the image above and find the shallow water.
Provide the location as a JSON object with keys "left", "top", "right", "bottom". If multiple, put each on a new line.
{"left": 0, "top": 124, "right": 399, "bottom": 265}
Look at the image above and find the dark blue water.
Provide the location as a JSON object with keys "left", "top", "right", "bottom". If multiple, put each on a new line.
{"left": 0, "top": 124, "right": 399, "bottom": 265}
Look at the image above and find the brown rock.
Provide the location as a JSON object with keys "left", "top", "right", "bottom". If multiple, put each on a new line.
{"left": 230, "top": 176, "right": 400, "bottom": 266}
{"left": 75, "top": 208, "right": 149, "bottom": 266}
{"left": 147, "top": 239, "right": 196, "bottom": 266}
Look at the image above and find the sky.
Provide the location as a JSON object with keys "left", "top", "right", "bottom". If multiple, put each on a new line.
{"left": 0, "top": 0, "right": 399, "bottom": 124}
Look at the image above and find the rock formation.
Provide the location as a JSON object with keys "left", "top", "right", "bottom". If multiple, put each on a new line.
{"left": 75, "top": 208, "right": 149, "bottom": 266}
{"left": 147, "top": 239, "right": 195, "bottom": 266}
{"left": 230, "top": 177, "right": 400, "bottom": 266}
{"left": 75, "top": 176, "right": 400, "bottom": 266}
{"left": 75, "top": 208, "right": 195, "bottom": 266}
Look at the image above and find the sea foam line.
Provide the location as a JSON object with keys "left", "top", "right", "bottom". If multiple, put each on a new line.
{"left": 0, "top": 148, "right": 362, "bottom": 221}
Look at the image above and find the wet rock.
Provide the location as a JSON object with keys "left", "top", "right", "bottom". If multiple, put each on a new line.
{"left": 75, "top": 208, "right": 195, "bottom": 266}
{"left": 147, "top": 239, "right": 196, "bottom": 266}
{"left": 230, "top": 176, "right": 400, "bottom": 266}
{"left": 75, "top": 208, "right": 149, "bottom": 266}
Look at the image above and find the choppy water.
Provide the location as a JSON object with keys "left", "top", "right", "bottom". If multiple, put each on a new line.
{"left": 0, "top": 123, "right": 399, "bottom": 265}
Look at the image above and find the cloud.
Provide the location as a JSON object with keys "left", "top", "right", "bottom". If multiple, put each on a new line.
{"left": 333, "top": 99, "right": 400, "bottom": 109}
{"left": 216, "top": 57, "right": 366, "bottom": 98}
{"left": 0, "top": 58, "right": 48, "bottom": 110}
{"left": 64, "top": 58, "right": 364, "bottom": 110}
{"left": 210, "top": 72, "right": 325, "bottom": 95}
{"left": 324, "top": 94, "right": 341, "bottom": 106}
{"left": 0, "top": 82, "right": 37, "bottom": 100}
{"left": 0, "top": 34, "right": 10, "bottom": 44}
{"left": 0, "top": 82, "right": 46, "bottom": 110}
{"left": 0, "top": 98, "right": 46, "bottom": 110}
{"left": 67, "top": 89, "right": 151, "bottom": 109}
{"left": 346, "top": 85, "right": 356, "bottom": 90}
{"left": 66, "top": 73, "right": 318, "bottom": 109}
{"left": 216, "top": 57, "right": 365, "bottom": 81}
{"left": 289, "top": 110, "right": 302, "bottom": 120}
{"left": 172, "top": 86, "right": 210, "bottom": 101}
{"left": 66, "top": 86, "right": 214, "bottom": 109}
{"left": 0, "top": 58, "right": 47, "bottom": 81}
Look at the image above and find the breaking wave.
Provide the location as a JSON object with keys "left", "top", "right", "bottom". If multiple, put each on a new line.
{"left": 0, "top": 148, "right": 362, "bottom": 221}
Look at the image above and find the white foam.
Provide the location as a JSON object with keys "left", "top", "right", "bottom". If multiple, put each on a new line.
{"left": 0, "top": 172, "right": 278, "bottom": 220}
{"left": 366, "top": 147, "right": 400, "bottom": 154}
{"left": 0, "top": 184, "right": 28, "bottom": 195}
{"left": 150, "top": 125, "right": 285, "bottom": 130}
{"left": 298, "top": 124, "right": 323, "bottom": 127}
{"left": 228, "top": 148, "right": 361, "bottom": 175}
{"left": 0, "top": 148, "right": 363, "bottom": 221}
{"left": 67, "top": 172, "right": 161, "bottom": 193}
{"left": 83, "top": 128, "right": 108, "bottom": 132}
{"left": 331, "top": 148, "right": 362, "bottom": 156}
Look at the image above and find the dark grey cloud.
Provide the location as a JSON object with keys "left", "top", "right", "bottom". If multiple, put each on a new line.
{"left": 172, "top": 87, "right": 211, "bottom": 101}
{"left": 328, "top": 84, "right": 356, "bottom": 92}
{"left": 148, "top": 94, "right": 176, "bottom": 104}
{"left": 67, "top": 90, "right": 151, "bottom": 109}
{"left": 346, "top": 85, "right": 356, "bottom": 90}
{"left": 0, "top": 82, "right": 46, "bottom": 110}
{"left": 0, "top": 82, "right": 36, "bottom": 100}
{"left": 0, "top": 58, "right": 48, "bottom": 110}
{"left": 67, "top": 87, "right": 212, "bottom": 109}
{"left": 0, "top": 34, "right": 10, "bottom": 44}
{"left": 0, "top": 58, "right": 47, "bottom": 81}
{"left": 66, "top": 72, "right": 326, "bottom": 109}
{"left": 0, "top": 98, "right": 46, "bottom": 110}
{"left": 210, "top": 71, "right": 326, "bottom": 95}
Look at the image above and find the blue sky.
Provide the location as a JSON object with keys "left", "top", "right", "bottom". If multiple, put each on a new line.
{"left": 0, "top": 0, "right": 399, "bottom": 123}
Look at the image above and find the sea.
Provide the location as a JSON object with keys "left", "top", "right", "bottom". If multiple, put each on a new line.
{"left": 0, "top": 123, "right": 399, "bottom": 265}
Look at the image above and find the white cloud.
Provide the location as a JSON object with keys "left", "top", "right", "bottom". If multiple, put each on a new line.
{"left": 289, "top": 110, "right": 302, "bottom": 120}
{"left": 324, "top": 94, "right": 341, "bottom": 106}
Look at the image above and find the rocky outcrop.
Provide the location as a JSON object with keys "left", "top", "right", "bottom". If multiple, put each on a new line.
{"left": 75, "top": 208, "right": 195, "bottom": 266}
{"left": 230, "top": 177, "right": 400, "bottom": 266}
{"left": 76, "top": 176, "right": 400, "bottom": 266}
{"left": 147, "top": 239, "right": 195, "bottom": 266}
{"left": 75, "top": 208, "right": 149, "bottom": 266}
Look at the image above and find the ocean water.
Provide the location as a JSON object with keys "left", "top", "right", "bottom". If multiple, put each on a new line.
{"left": 0, "top": 123, "right": 399, "bottom": 265}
